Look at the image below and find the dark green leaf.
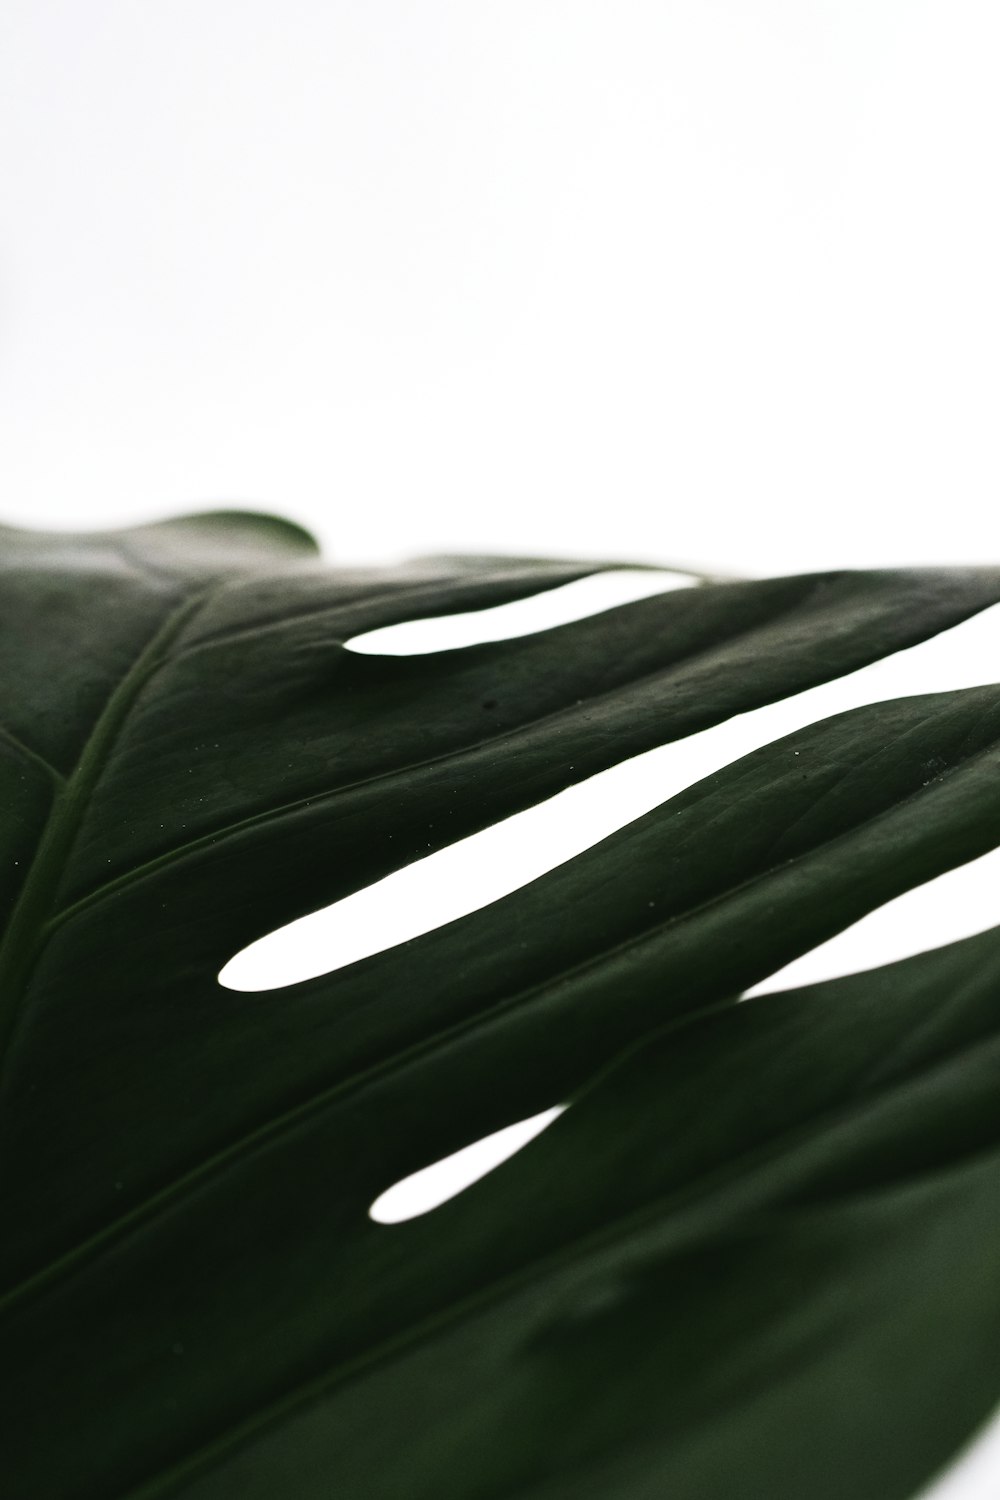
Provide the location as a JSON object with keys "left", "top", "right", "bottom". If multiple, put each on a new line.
{"left": 1, "top": 511, "right": 999, "bottom": 1498}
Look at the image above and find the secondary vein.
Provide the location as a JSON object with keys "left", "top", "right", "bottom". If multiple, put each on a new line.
{"left": 0, "top": 724, "right": 67, "bottom": 787}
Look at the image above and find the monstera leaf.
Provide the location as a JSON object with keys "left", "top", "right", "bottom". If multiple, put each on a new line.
{"left": 1, "top": 510, "right": 999, "bottom": 1500}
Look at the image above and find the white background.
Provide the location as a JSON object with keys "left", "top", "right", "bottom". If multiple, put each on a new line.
{"left": 2, "top": 4, "right": 998, "bottom": 1495}
{"left": 2, "top": 1, "right": 999, "bottom": 575}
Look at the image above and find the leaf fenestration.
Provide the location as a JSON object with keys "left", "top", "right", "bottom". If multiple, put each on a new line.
{"left": 1, "top": 511, "right": 999, "bottom": 1500}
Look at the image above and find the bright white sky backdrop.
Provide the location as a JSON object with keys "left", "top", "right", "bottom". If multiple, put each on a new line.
{"left": 1, "top": 1, "right": 999, "bottom": 574}
{"left": 2, "top": 6, "right": 999, "bottom": 1495}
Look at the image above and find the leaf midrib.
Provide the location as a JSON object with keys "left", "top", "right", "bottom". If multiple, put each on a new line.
{"left": 0, "top": 591, "right": 212, "bottom": 1080}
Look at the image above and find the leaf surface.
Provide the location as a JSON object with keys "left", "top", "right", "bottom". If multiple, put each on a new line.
{"left": 1, "top": 512, "right": 999, "bottom": 1499}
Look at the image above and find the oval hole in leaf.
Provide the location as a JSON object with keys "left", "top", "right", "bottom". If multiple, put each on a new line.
{"left": 220, "top": 750, "right": 691, "bottom": 990}
{"left": 744, "top": 843, "right": 1000, "bottom": 998}
{"left": 368, "top": 1105, "right": 567, "bottom": 1224}
{"left": 220, "top": 601, "right": 1000, "bottom": 992}
{"left": 346, "top": 568, "right": 696, "bottom": 655}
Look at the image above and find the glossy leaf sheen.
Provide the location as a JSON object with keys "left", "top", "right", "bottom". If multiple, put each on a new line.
{"left": 1, "top": 511, "right": 999, "bottom": 1500}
